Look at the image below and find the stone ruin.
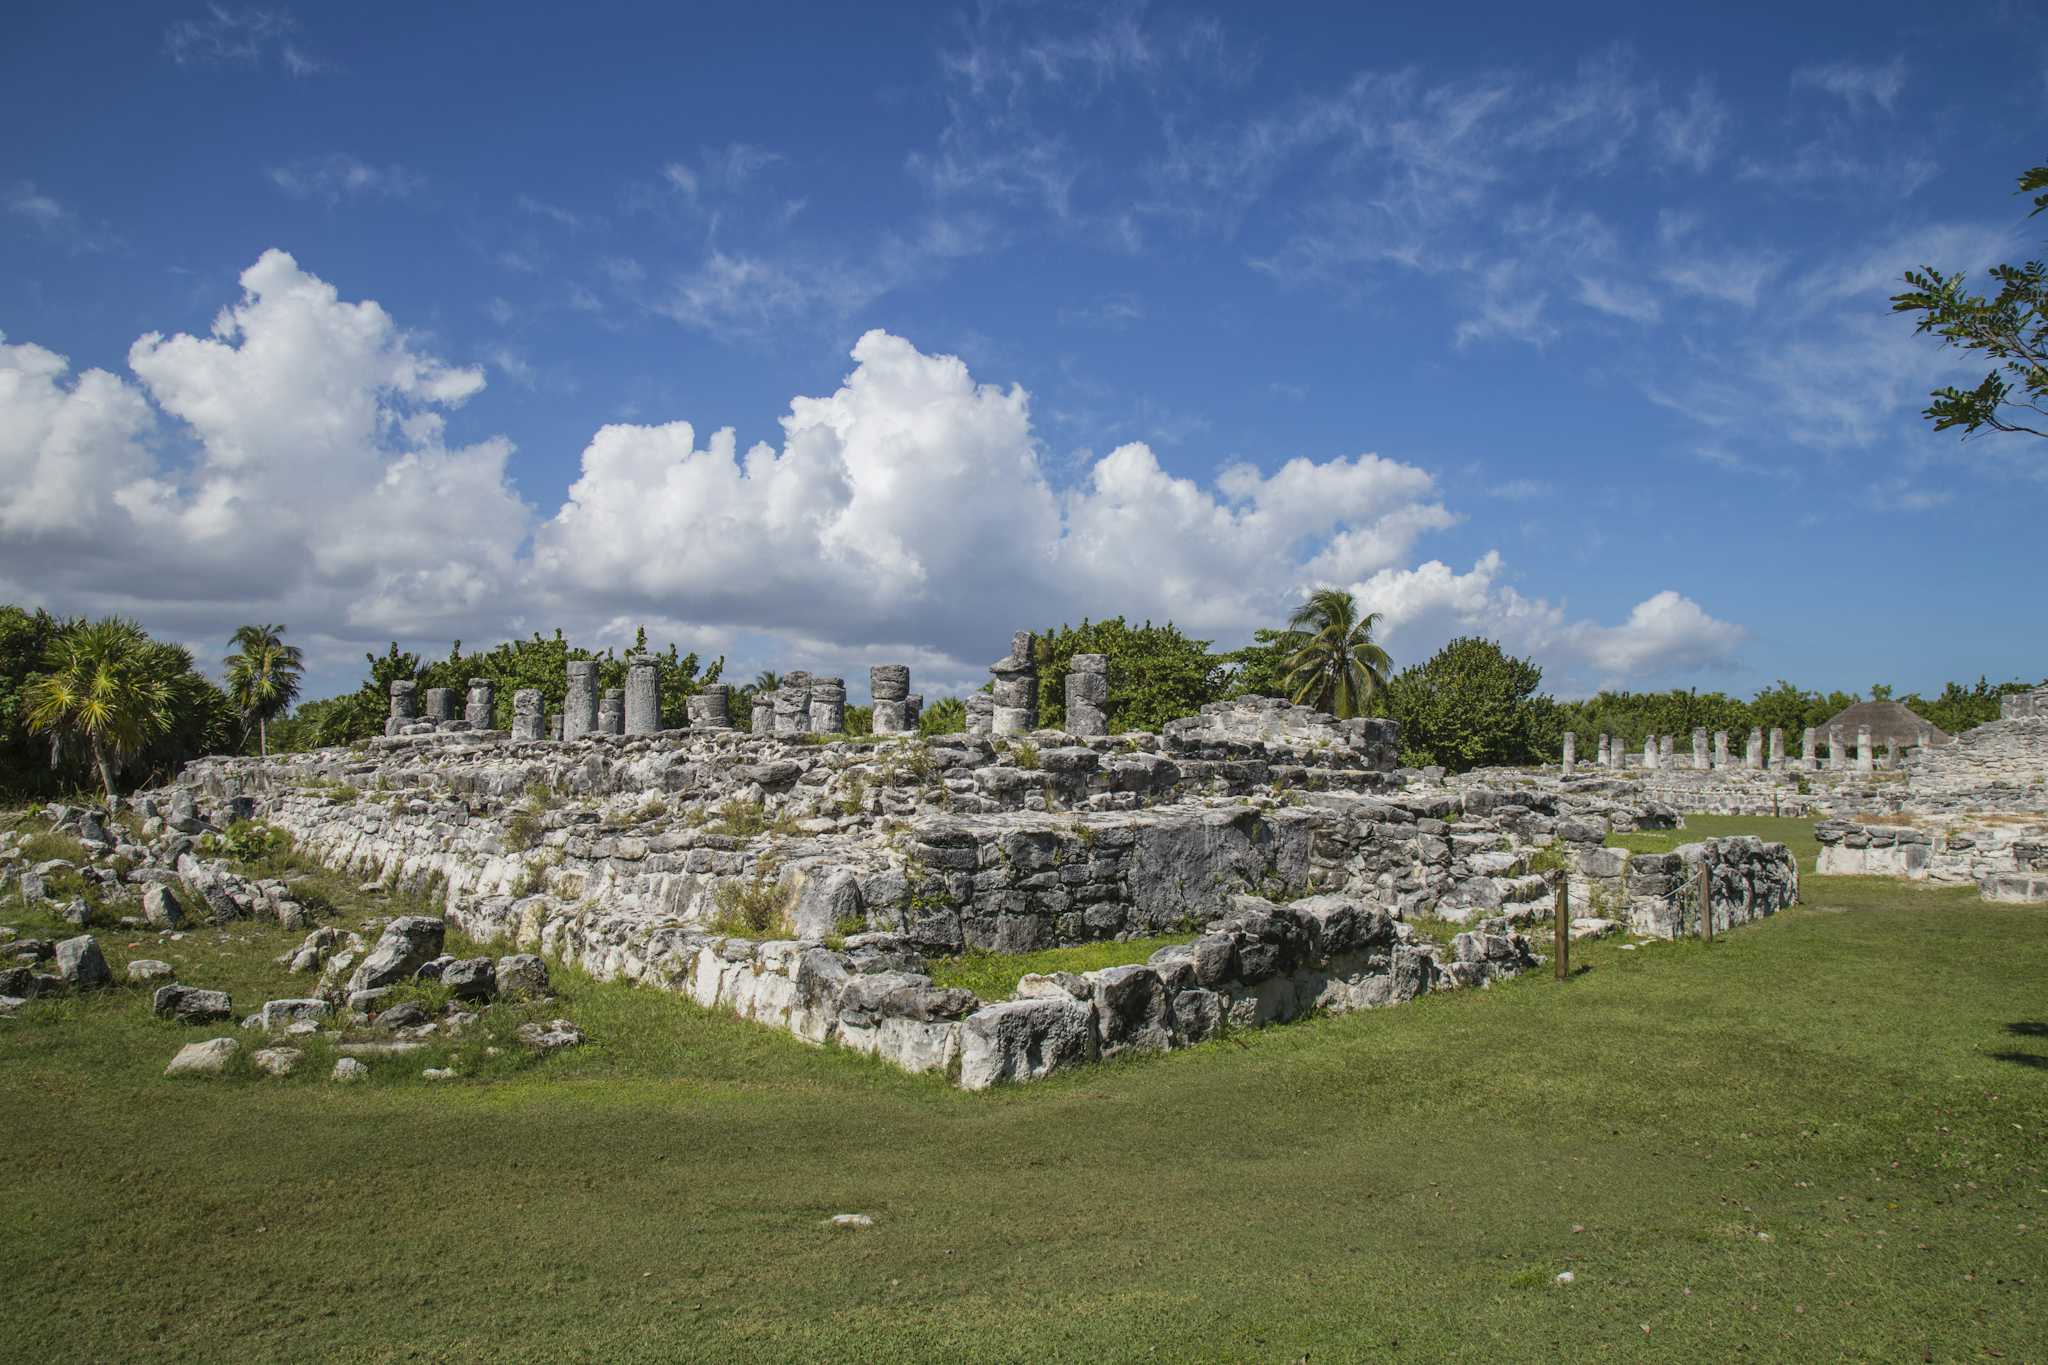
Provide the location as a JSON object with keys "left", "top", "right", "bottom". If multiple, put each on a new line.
{"left": 159, "top": 638, "right": 1808, "bottom": 1089}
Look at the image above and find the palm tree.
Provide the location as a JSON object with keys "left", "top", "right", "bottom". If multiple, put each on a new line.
{"left": 751, "top": 669, "right": 782, "bottom": 694}
{"left": 1280, "top": 588, "right": 1393, "bottom": 720}
{"left": 24, "top": 617, "right": 180, "bottom": 800}
{"left": 224, "top": 623, "right": 304, "bottom": 757}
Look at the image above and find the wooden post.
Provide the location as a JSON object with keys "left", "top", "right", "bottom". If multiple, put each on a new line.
{"left": 1698, "top": 862, "right": 1713, "bottom": 943}
{"left": 1553, "top": 868, "right": 1569, "bottom": 981}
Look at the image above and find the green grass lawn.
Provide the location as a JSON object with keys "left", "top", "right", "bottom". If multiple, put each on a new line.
{"left": 4, "top": 819, "right": 2045, "bottom": 1361}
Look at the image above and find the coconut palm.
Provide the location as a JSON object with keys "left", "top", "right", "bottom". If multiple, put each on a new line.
{"left": 23, "top": 617, "right": 180, "bottom": 800}
{"left": 1280, "top": 589, "right": 1393, "bottom": 720}
{"left": 224, "top": 623, "right": 304, "bottom": 757}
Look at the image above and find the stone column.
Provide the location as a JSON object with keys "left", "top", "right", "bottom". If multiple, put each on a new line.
{"left": 1827, "top": 725, "right": 1844, "bottom": 770}
{"left": 465, "top": 679, "right": 495, "bottom": 730}
{"left": 966, "top": 692, "right": 995, "bottom": 736}
{"left": 1642, "top": 736, "right": 1657, "bottom": 771}
{"left": 1692, "top": 727, "right": 1708, "bottom": 770}
{"left": 990, "top": 631, "right": 1038, "bottom": 736}
{"left": 511, "top": 689, "right": 544, "bottom": 741}
{"left": 387, "top": 681, "right": 418, "bottom": 737}
{"left": 1746, "top": 727, "right": 1764, "bottom": 770}
{"left": 1883, "top": 739, "right": 1898, "bottom": 770}
{"left": 564, "top": 660, "right": 599, "bottom": 741}
{"left": 696, "top": 684, "right": 731, "bottom": 729}
{"left": 1596, "top": 734, "right": 1610, "bottom": 768}
{"left": 1659, "top": 734, "right": 1674, "bottom": 767}
{"left": 1855, "top": 725, "right": 1873, "bottom": 773}
{"left": 775, "top": 671, "right": 813, "bottom": 735}
{"left": 547, "top": 714, "right": 562, "bottom": 740}
{"left": 1561, "top": 731, "right": 1576, "bottom": 774}
{"left": 1065, "top": 653, "right": 1109, "bottom": 737}
{"left": 870, "top": 665, "right": 912, "bottom": 734}
{"left": 1801, "top": 726, "right": 1817, "bottom": 769}
{"left": 1769, "top": 727, "right": 1785, "bottom": 769}
{"left": 1713, "top": 730, "right": 1729, "bottom": 769}
{"left": 905, "top": 694, "right": 924, "bottom": 728}
{"left": 624, "top": 659, "right": 661, "bottom": 734}
{"left": 809, "top": 677, "right": 847, "bottom": 734}
{"left": 425, "top": 688, "right": 456, "bottom": 723}
{"left": 598, "top": 688, "right": 625, "bottom": 736}
{"left": 751, "top": 698, "right": 775, "bottom": 736}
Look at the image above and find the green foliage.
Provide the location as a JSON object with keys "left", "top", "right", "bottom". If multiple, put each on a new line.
{"left": 1006, "top": 740, "right": 1040, "bottom": 770}
{"left": 1034, "top": 617, "right": 1225, "bottom": 733}
{"left": 842, "top": 704, "right": 873, "bottom": 737}
{"left": 708, "top": 862, "right": 794, "bottom": 938}
{"left": 1385, "top": 637, "right": 1549, "bottom": 772}
{"left": 917, "top": 696, "right": 967, "bottom": 736}
{"left": 1277, "top": 589, "right": 1393, "bottom": 719}
{"left": 504, "top": 807, "right": 546, "bottom": 853}
{"left": 926, "top": 935, "right": 1197, "bottom": 1001}
{"left": 708, "top": 798, "right": 797, "bottom": 839}
{"left": 1217, "top": 627, "right": 1294, "bottom": 701}
{"left": 12, "top": 614, "right": 233, "bottom": 799}
{"left": 1892, "top": 159, "right": 2048, "bottom": 439}
{"left": 222, "top": 623, "right": 304, "bottom": 757}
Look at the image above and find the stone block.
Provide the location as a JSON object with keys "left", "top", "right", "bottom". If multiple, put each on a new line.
{"left": 564, "top": 660, "right": 599, "bottom": 741}
{"left": 625, "top": 659, "right": 661, "bottom": 734}
{"left": 958, "top": 995, "right": 1098, "bottom": 1090}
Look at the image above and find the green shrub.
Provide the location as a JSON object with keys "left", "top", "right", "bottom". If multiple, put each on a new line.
{"left": 708, "top": 862, "right": 794, "bottom": 938}
{"left": 504, "top": 807, "right": 545, "bottom": 852}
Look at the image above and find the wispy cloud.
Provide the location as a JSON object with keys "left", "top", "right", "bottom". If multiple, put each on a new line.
{"left": 165, "top": 6, "right": 324, "bottom": 74}
{"left": 1791, "top": 55, "right": 1907, "bottom": 113}
{"left": 267, "top": 155, "right": 420, "bottom": 204}
{"left": 517, "top": 194, "right": 592, "bottom": 231}
{"left": 1654, "top": 77, "right": 1730, "bottom": 171}
{"left": 6, "top": 181, "right": 116, "bottom": 252}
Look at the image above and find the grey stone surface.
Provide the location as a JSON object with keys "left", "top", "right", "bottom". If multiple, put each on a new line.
{"left": 564, "top": 660, "right": 599, "bottom": 742}
{"left": 345, "top": 916, "right": 446, "bottom": 995}
{"left": 442, "top": 956, "right": 497, "bottom": 1001}
{"left": 165, "top": 1037, "right": 238, "bottom": 1076}
{"left": 55, "top": 934, "right": 111, "bottom": 989}
{"left": 497, "top": 954, "right": 551, "bottom": 1000}
{"left": 466, "top": 679, "right": 496, "bottom": 730}
{"left": 625, "top": 659, "right": 661, "bottom": 735}
{"left": 512, "top": 688, "right": 544, "bottom": 741}
{"left": 808, "top": 677, "right": 847, "bottom": 735}
{"left": 597, "top": 688, "right": 624, "bottom": 736}
{"left": 424, "top": 688, "right": 456, "bottom": 723}
{"left": 154, "top": 984, "right": 232, "bottom": 1021}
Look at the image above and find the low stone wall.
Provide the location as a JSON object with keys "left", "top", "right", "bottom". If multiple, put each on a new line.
{"left": 1814, "top": 817, "right": 2048, "bottom": 898}
{"left": 1585, "top": 836, "right": 1799, "bottom": 939}
{"left": 451, "top": 886, "right": 1534, "bottom": 1089}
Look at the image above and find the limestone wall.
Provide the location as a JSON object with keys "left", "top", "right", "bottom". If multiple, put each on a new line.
{"left": 1616, "top": 837, "right": 1801, "bottom": 939}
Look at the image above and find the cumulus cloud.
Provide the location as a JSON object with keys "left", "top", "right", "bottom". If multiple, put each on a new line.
{"left": 0, "top": 253, "right": 1745, "bottom": 696}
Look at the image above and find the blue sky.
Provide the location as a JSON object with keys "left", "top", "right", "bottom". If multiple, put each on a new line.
{"left": 3, "top": 0, "right": 2043, "bottom": 704}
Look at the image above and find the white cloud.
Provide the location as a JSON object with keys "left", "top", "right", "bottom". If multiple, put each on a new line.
{"left": 6, "top": 182, "right": 70, "bottom": 229}
{"left": 1791, "top": 56, "right": 1907, "bottom": 113}
{"left": 1654, "top": 77, "right": 1729, "bottom": 170}
{"left": 165, "top": 7, "right": 323, "bottom": 73}
{"left": 268, "top": 155, "right": 421, "bottom": 203}
{"left": 0, "top": 259, "right": 1748, "bottom": 697}
{"left": 1575, "top": 275, "right": 1661, "bottom": 323}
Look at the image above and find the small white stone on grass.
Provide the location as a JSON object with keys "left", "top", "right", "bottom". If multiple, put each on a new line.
{"left": 165, "top": 1037, "right": 238, "bottom": 1077}
{"left": 1555, "top": 1271, "right": 1575, "bottom": 1285}
{"left": 126, "top": 959, "right": 174, "bottom": 982}
{"left": 829, "top": 1214, "right": 875, "bottom": 1230}
{"left": 252, "top": 1046, "right": 303, "bottom": 1077}
{"left": 422, "top": 1067, "right": 457, "bottom": 1081}
{"left": 331, "top": 1057, "right": 369, "bottom": 1083}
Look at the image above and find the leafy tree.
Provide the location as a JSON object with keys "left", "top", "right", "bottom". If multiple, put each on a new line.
{"left": 1277, "top": 589, "right": 1393, "bottom": 719}
{"left": 1384, "top": 636, "right": 1548, "bottom": 772}
{"left": 918, "top": 696, "right": 967, "bottom": 736}
{"left": 0, "top": 606, "right": 67, "bottom": 793}
{"left": 1034, "top": 618, "right": 1225, "bottom": 733}
{"left": 223, "top": 623, "right": 304, "bottom": 757}
{"left": 1892, "top": 160, "right": 2048, "bottom": 440}
{"left": 23, "top": 618, "right": 182, "bottom": 799}
{"left": 1217, "top": 628, "right": 1295, "bottom": 700}
{"left": 1904, "top": 676, "right": 2042, "bottom": 734}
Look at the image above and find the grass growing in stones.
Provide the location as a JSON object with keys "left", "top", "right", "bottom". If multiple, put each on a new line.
{"left": 924, "top": 934, "right": 1195, "bottom": 1001}
{"left": 4, "top": 814, "right": 2045, "bottom": 1361}
{"left": 1608, "top": 813, "right": 1825, "bottom": 872}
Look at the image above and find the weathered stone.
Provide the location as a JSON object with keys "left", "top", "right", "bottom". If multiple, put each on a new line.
{"left": 142, "top": 884, "right": 185, "bottom": 929}
{"left": 809, "top": 677, "right": 847, "bottom": 735}
{"left": 252, "top": 1046, "right": 303, "bottom": 1077}
{"left": 345, "top": 916, "right": 446, "bottom": 995}
{"left": 564, "top": 660, "right": 599, "bottom": 742}
{"left": 54, "top": 934, "right": 111, "bottom": 989}
{"left": 441, "top": 957, "right": 497, "bottom": 1001}
{"left": 165, "top": 1037, "right": 238, "bottom": 1077}
{"left": 126, "top": 958, "right": 175, "bottom": 982}
{"left": 958, "top": 995, "right": 1097, "bottom": 1089}
{"left": 598, "top": 688, "right": 625, "bottom": 736}
{"left": 424, "top": 688, "right": 456, "bottom": 723}
{"left": 517, "top": 1018, "right": 585, "bottom": 1051}
{"left": 154, "top": 984, "right": 232, "bottom": 1022}
{"left": 625, "top": 658, "right": 662, "bottom": 735}
{"left": 465, "top": 679, "right": 496, "bottom": 730}
{"left": 258, "top": 998, "right": 331, "bottom": 1030}
{"left": 331, "top": 1056, "right": 369, "bottom": 1083}
{"left": 496, "top": 953, "right": 551, "bottom": 1000}
{"left": 511, "top": 688, "right": 545, "bottom": 741}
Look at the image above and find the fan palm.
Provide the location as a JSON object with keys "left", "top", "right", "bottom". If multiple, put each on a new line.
{"left": 1280, "top": 589, "right": 1393, "bottom": 720}
{"left": 224, "top": 623, "right": 304, "bottom": 757}
{"left": 23, "top": 617, "right": 179, "bottom": 800}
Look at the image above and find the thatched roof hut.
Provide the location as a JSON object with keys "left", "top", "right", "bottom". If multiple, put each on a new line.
{"left": 1817, "top": 700, "right": 1950, "bottom": 749}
